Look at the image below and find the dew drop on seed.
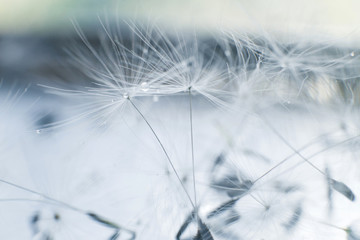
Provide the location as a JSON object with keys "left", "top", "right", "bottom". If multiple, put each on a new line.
{"left": 350, "top": 51, "right": 355, "bottom": 57}
{"left": 141, "top": 82, "right": 149, "bottom": 92}
{"left": 123, "top": 92, "right": 129, "bottom": 99}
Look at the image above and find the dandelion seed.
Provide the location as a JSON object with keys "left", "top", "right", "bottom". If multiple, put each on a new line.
{"left": 212, "top": 175, "right": 253, "bottom": 198}
{"left": 325, "top": 166, "right": 334, "bottom": 212}
{"left": 195, "top": 219, "right": 214, "bottom": 240}
{"left": 224, "top": 211, "right": 241, "bottom": 225}
{"left": 0, "top": 174, "right": 136, "bottom": 239}
{"left": 282, "top": 205, "right": 302, "bottom": 231}
{"left": 110, "top": 231, "right": 120, "bottom": 240}
{"left": 263, "top": 116, "right": 356, "bottom": 201}
{"left": 211, "top": 153, "right": 225, "bottom": 171}
{"left": 35, "top": 113, "right": 56, "bottom": 130}
{"left": 317, "top": 219, "right": 360, "bottom": 240}
{"left": 176, "top": 211, "right": 194, "bottom": 240}
{"left": 348, "top": 230, "right": 360, "bottom": 240}
{"left": 87, "top": 212, "right": 136, "bottom": 240}
{"left": 87, "top": 212, "right": 120, "bottom": 229}
{"left": 127, "top": 28, "right": 234, "bottom": 108}
{"left": 329, "top": 179, "right": 355, "bottom": 201}
{"left": 30, "top": 212, "right": 40, "bottom": 234}
{"left": 176, "top": 210, "right": 213, "bottom": 240}
{"left": 207, "top": 198, "right": 239, "bottom": 219}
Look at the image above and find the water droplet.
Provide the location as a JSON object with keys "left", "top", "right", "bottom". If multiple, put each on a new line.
{"left": 36, "top": 129, "right": 41, "bottom": 134}
{"left": 350, "top": 51, "right": 355, "bottom": 57}
{"left": 123, "top": 92, "right": 129, "bottom": 99}
{"left": 225, "top": 50, "right": 231, "bottom": 57}
{"left": 280, "top": 61, "right": 288, "bottom": 69}
{"left": 141, "top": 82, "right": 149, "bottom": 92}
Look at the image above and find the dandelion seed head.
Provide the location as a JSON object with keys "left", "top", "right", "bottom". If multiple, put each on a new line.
{"left": 232, "top": 191, "right": 302, "bottom": 239}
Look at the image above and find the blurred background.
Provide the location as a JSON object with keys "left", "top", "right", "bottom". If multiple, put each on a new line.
{"left": 0, "top": 0, "right": 359, "bottom": 84}
{"left": 1, "top": 0, "right": 359, "bottom": 89}
{"left": 1, "top": 0, "right": 359, "bottom": 36}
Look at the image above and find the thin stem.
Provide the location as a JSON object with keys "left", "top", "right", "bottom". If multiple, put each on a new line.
{"left": 316, "top": 220, "right": 347, "bottom": 232}
{"left": 0, "top": 179, "right": 135, "bottom": 236}
{"left": 253, "top": 139, "right": 315, "bottom": 184}
{"left": 253, "top": 130, "right": 360, "bottom": 185}
{"left": 0, "top": 179, "right": 80, "bottom": 212}
{"left": 128, "top": 98, "right": 195, "bottom": 208}
{"left": 262, "top": 116, "right": 325, "bottom": 176}
{"left": 253, "top": 132, "right": 324, "bottom": 184}
{"left": 249, "top": 193, "right": 267, "bottom": 208}
{"left": 272, "top": 134, "right": 360, "bottom": 181}
{"left": 188, "top": 88, "right": 198, "bottom": 211}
